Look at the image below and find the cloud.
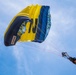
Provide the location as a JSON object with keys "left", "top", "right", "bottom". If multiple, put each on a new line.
{"left": 13, "top": 45, "right": 33, "bottom": 75}
{"left": 1, "top": 0, "right": 76, "bottom": 75}
{"left": 52, "top": 8, "right": 76, "bottom": 31}
{"left": 0, "top": 0, "right": 42, "bottom": 16}
{"left": 0, "top": 1, "right": 22, "bottom": 15}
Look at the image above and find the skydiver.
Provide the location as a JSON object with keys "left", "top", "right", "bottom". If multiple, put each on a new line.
{"left": 62, "top": 52, "right": 76, "bottom": 64}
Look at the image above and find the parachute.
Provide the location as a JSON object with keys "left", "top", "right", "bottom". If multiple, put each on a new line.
{"left": 4, "top": 5, "right": 51, "bottom": 46}
{"left": 4, "top": 5, "right": 76, "bottom": 65}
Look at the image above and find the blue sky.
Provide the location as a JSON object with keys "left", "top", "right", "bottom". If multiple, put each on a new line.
{"left": 0, "top": 0, "right": 76, "bottom": 75}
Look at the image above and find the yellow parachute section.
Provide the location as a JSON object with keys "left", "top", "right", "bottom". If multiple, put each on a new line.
{"left": 19, "top": 5, "right": 41, "bottom": 42}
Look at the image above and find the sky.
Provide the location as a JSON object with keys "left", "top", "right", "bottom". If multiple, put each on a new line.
{"left": 0, "top": 0, "right": 76, "bottom": 75}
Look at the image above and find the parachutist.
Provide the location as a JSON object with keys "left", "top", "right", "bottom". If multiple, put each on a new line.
{"left": 62, "top": 52, "right": 76, "bottom": 64}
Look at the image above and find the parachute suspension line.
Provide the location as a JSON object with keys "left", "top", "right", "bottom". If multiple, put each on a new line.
{"left": 31, "top": 26, "right": 62, "bottom": 56}
{"left": 36, "top": 24, "right": 67, "bottom": 54}
{"left": 35, "top": 19, "right": 68, "bottom": 55}
{"left": 48, "top": 32, "right": 67, "bottom": 52}
{"left": 21, "top": 43, "right": 62, "bottom": 57}
{"left": 17, "top": 26, "right": 62, "bottom": 57}
{"left": 17, "top": 25, "right": 61, "bottom": 57}
{"left": 48, "top": 43, "right": 62, "bottom": 56}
